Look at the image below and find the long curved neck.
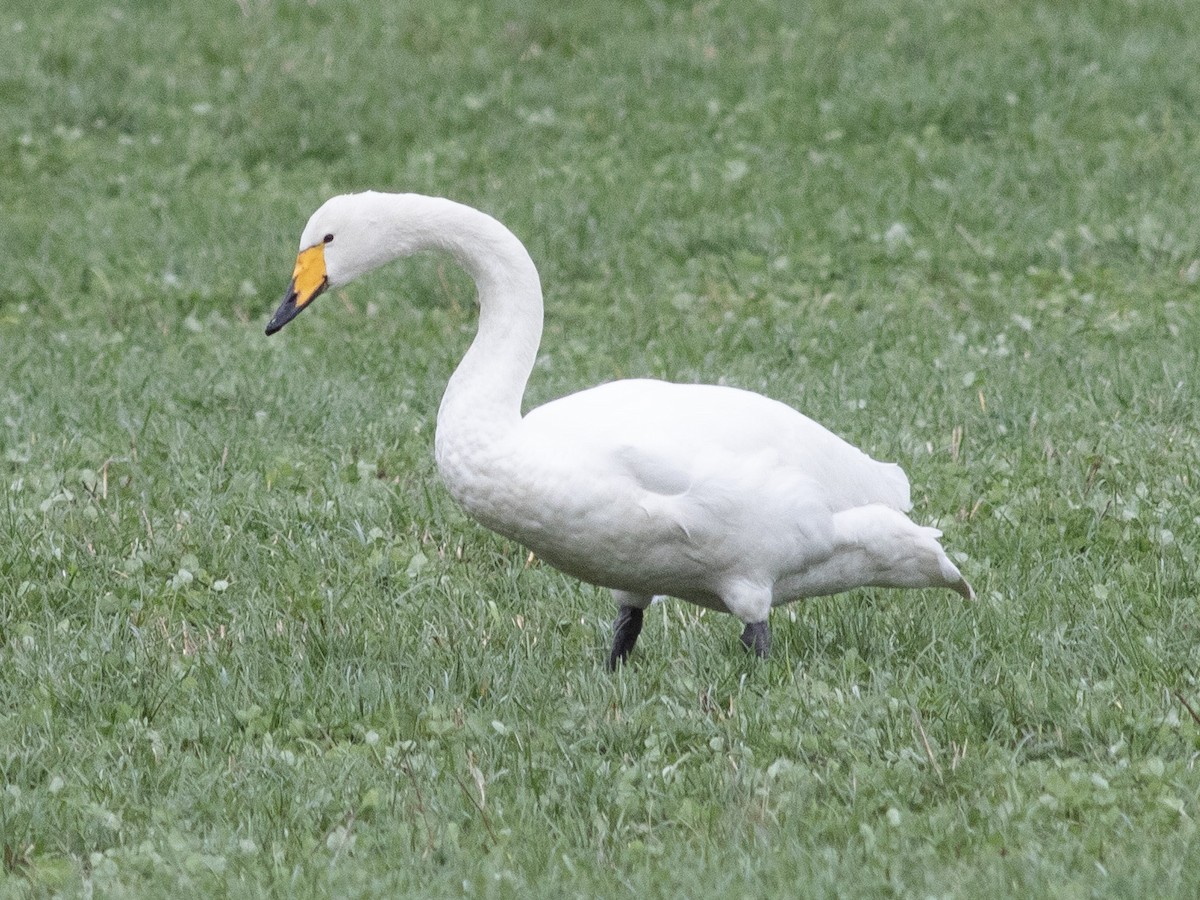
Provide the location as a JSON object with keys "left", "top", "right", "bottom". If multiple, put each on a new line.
{"left": 381, "top": 197, "right": 542, "bottom": 472}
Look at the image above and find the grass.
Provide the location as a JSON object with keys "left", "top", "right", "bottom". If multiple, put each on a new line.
{"left": 3, "top": 0, "right": 1200, "bottom": 895}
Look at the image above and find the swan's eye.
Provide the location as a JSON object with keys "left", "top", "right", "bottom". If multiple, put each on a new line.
{"left": 323, "top": 233, "right": 334, "bottom": 244}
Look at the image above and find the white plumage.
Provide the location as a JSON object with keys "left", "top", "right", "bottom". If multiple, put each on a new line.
{"left": 267, "top": 192, "right": 973, "bottom": 666}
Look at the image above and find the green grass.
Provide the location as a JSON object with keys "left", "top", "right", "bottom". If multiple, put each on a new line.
{"left": 4, "top": 0, "right": 1200, "bottom": 895}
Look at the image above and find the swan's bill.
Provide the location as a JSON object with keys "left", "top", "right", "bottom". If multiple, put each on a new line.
{"left": 265, "top": 243, "right": 328, "bottom": 335}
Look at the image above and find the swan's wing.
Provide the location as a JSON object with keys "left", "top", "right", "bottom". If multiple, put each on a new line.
{"left": 522, "top": 379, "right": 911, "bottom": 513}
{"left": 611, "top": 440, "right": 840, "bottom": 571}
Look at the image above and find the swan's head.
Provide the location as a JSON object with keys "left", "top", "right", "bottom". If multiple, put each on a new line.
{"left": 266, "top": 192, "right": 421, "bottom": 335}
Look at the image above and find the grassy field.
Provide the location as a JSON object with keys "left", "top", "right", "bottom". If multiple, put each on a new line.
{"left": 4, "top": 0, "right": 1200, "bottom": 895}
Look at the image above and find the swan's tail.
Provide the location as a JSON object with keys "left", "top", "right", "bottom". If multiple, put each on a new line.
{"left": 833, "top": 507, "right": 975, "bottom": 598}
{"left": 917, "top": 523, "right": 974, "bottom": 600}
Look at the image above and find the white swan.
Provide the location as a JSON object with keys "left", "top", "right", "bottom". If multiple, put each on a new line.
{"left": 267, "top": 192, "right": 973, "bottom": 667}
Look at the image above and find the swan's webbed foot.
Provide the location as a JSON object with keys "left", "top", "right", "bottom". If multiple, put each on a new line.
{"left": 740, "top": 621, "right": 771, "bottom": 658}
{"left": 608, "top": 605, "right": 644, "bottom": 670}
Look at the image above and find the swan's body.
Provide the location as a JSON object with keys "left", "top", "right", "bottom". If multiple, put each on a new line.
{"left": 268, "top": 192, "right": 972, "bottom": 665}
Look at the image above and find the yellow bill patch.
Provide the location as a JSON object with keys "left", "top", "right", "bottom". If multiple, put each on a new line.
{"left": 291, "top": 242, "right": 328, "bottom": 309}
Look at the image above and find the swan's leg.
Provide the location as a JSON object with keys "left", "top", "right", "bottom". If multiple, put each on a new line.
{"left": 608, "top": 591, "right": 651, "bottom": 670}
{"left": 609, "top": 607, "right": 642, "bottom": 669}
{"left": 739, "top": 621, "right": 771, "bottom": 658}
{"left": 725, "top": 583, "right": 773, "bottom": 659}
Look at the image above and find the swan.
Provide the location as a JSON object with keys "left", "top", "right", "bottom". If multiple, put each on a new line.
{"left": 266, "top": 192, "right": 973, "bottom": 668}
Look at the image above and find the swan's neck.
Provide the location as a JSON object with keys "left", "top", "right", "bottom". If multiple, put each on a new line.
{"left": 379, "top": 197, "right": 542, "bottom": 485}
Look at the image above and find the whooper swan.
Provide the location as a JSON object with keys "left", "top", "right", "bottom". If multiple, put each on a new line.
{"left": 266, "top": 192, "right": 973, "bottom": 668}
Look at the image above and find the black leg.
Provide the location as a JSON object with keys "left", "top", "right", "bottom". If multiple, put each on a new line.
{"left": 608, "top": 606, "right": 644, "bottom": 670}
{"left": 739, "top": 621, "right": 771, "bottom": 658}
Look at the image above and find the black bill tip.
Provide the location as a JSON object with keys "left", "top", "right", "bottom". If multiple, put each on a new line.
{"left": 265, "top": 293, "right": 296, "bottom": 335}
{"left": 265, "top": 279, "right": 319, "bottom": 336}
